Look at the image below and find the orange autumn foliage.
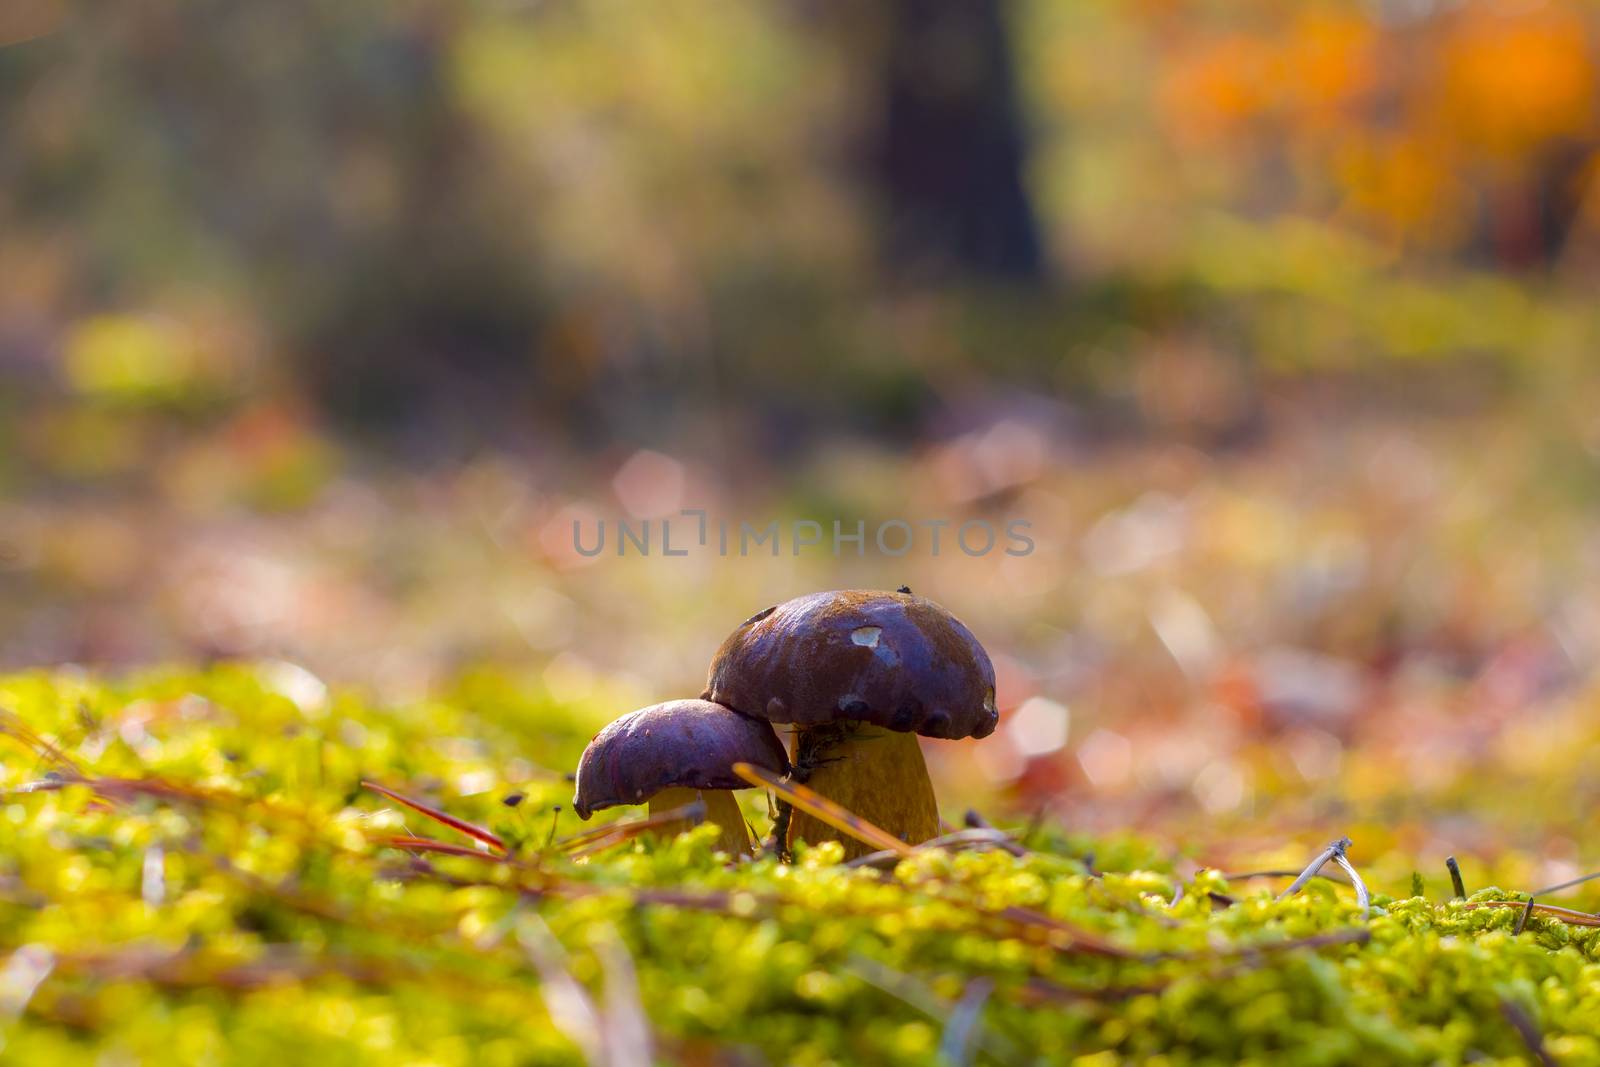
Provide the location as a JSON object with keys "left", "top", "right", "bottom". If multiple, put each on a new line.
{"left": 1154, "top": 1, "right": 1600, "bottom": 251}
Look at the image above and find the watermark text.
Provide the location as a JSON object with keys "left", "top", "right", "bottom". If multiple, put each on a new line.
{"left": 573, "top": 510, "right": 1034, "bottom": 558}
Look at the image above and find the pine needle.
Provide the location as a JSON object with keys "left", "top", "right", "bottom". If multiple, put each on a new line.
{"left": 360, "top": 780, "right": 507, "bottom": 854}
{"left": 731, "top": 761, "right": 911, "bottom": 857}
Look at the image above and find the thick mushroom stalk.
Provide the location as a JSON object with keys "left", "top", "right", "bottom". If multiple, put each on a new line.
{"left": 787, "top": 723, "right": 939, "bottom": 857}
{"left": 572, "top": 698, "right": 788, "bottom": 857}
{"left": 706, "top": 589, "right": 997, "bottom": 860}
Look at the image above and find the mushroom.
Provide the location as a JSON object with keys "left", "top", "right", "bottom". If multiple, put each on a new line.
{"left": 705, "top": 589, "right": 997, "bottom": 859}
{"left": 572, "top": 698, "right": 788, "bottom": 857}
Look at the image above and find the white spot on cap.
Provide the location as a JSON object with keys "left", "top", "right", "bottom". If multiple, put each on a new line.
{"left": 850, "top": 626, "right": 882, "bottom": 648}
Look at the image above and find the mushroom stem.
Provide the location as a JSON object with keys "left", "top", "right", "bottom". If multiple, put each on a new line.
{"left": 647, "top": 787, "right": 753, "bottom": 857}
{"left": 786, "top": 724, "right": 939, "bottom": 860}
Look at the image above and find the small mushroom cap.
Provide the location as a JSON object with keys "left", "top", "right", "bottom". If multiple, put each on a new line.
{"left": 571, "top": 699, "right": 789, "bottom": 819}
{"left": 705, "top": 589, "right": 998, "bottom": 740}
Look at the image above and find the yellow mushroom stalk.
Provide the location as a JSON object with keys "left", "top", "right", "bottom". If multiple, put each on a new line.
{"left": 646, "top": 786, "right": 754, "bottom": 856}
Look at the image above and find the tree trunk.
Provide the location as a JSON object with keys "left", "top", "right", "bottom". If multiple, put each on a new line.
{"left": 876, "top": 0, "right": 1043, "bottom": 283}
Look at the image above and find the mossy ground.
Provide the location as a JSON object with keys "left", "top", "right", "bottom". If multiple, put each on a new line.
{"left": 1, "top": 668, "right": 1597, "bottom": 1066}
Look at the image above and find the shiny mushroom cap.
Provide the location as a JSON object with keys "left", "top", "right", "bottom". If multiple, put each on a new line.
{"left": 705, "top": 589, "right": 998, "bottom": 741}
{"left": 572, "top": 699, "right": 789, "bottom": 819}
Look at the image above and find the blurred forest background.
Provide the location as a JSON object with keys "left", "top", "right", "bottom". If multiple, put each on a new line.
{"left": 5, "top": 0, "right": 1600, "bottom": 849}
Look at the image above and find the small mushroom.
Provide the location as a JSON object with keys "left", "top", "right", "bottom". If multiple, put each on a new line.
{"left": 572, "top": 698, "right": 788, "bottom": 857}
{"left": 705, "top": 589, "right": 997, "bottom": 859}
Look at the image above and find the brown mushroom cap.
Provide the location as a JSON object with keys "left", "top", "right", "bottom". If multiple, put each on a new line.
{"left": 705, "top": 589, "right": 998, "bottom": 741}
{"left": 572, "top": 699, "right": 789, "bottom": 819}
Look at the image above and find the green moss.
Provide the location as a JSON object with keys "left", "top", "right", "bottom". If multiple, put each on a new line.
{"left": 0, "top": 668, "right": 1595, "bottom": 1065}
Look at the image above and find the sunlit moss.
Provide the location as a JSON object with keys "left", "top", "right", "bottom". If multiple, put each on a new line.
{"left": 1, "top": 668, "right": 1598, "bottom": 1065}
